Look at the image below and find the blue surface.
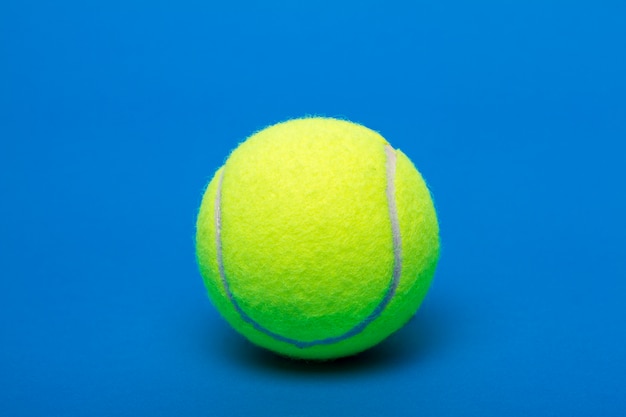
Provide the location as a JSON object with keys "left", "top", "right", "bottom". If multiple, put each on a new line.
{"left": 1, "top": 1, "right": 625, "bottom": 416}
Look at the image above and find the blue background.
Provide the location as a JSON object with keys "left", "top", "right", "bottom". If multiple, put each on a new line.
{"left": 1, "top": 1, "right": 625, "bottom": 416}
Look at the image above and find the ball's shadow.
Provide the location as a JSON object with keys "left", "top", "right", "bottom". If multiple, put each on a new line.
{"left": 209, "top": 302, "right": 453, "bottom": 374}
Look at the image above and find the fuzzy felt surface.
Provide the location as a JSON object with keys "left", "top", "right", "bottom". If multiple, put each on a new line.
{"left": 196, "top": 117, "right": 439, "bottom": 360}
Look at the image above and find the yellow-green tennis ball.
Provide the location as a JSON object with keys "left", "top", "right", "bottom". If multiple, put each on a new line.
{"left": 195, "top": 117, "right": 439, "bottom": 360}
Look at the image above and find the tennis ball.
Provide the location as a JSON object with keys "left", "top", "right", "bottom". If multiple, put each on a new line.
{"left": 195, "top": 117, "right": 439, "bottom": 360}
